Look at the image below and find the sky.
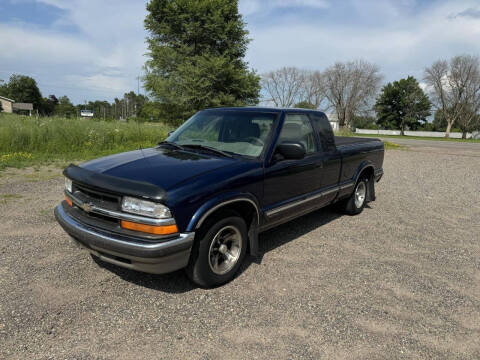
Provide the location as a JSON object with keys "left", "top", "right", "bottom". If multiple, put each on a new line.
{"left": 1, "top": 0, "right": 480, "bottom": 104}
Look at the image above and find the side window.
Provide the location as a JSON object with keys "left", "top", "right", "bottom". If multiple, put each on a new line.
{"left": 310, "top": 113, "right": 336, "bottom": 152}
{"left": 277, "top": 114, "right": 317, "bottom": 154}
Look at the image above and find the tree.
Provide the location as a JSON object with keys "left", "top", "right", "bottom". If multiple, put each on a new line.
{"left": 55, "top": 96, "right": 76, "bottom": 117}
{"left": 374, "top": 76, "right": 431, "bottom": 135}
{"left": 457, "top": 105, "right": 480, "bottom": 138}
{"left": 108, "top": 92, "right": 149, "bottom": 120}
{"left": 261, "top": 68, "right": 326, "bottom": 109}
{"left": 261, "top": 67, "right": 306, "bottom": 107}
{"left": 302, "top": 70, "right": 326, "bottom": 109}
{"left": 432, "top": 109, "right": 448, "bottom": 131}
{"left": 139, "top": 101, "right": 164, "bottom": 121}
{"left": 0, "top": 79, "right": 6, "bottom": 98}
{"left": 352, "top": 115, "right": 379, "bottom": 130}
{"left": 323, "top": 60, "right": 382, "bottom": 128}
{"left": 294, "top": 101, "right": 316, "bottom": 109}
{"left": 40, "top": 95, "right": 58, "bottom": 116}
{"left": 1, "top": 74, "right": 43, "bottom": 110}
{"left": 424, "top": 55, "right": 480, "bottom": 138}
{"left": 144, "top": 0, "right": 260, "bottom": 122}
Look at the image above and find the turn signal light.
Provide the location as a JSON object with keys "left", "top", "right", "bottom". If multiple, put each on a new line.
{"left": 65, "top": 196, "right": 73, "bottom": 207}
{"left": 121, "top": 220, "right": 178, "bottom": 235}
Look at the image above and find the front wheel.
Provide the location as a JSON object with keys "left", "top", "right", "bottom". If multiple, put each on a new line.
{"left": 186, "top": 216, "right": 247, "bottom": 288}
{"left": 343, "top": 178, "right": 368, "bottom": 215}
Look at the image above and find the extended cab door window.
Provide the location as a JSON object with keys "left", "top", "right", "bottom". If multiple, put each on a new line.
{"left": 277, "top": 114, "right": 317, "bottom": 154}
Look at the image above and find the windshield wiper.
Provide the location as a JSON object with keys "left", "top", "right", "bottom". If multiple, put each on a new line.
{"left": 182, "top": 144, "right": 234, "bottom": 158}
{"left": 158, "top": 141, "right": 185, "bottom": 150}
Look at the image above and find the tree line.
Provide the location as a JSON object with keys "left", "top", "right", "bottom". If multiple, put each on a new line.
{"left": 0, "top": 75, "right": 151, "bottom": 121}
{"left": 261, "top": 55, "right": 480, "bottom": 138}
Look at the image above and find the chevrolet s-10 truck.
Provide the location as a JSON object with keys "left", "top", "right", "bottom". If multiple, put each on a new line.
{"left": 55, "top": 107, "right": 384, "bottom": 287}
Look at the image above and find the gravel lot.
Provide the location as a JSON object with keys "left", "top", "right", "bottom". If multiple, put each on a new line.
{"left": 1, "top": 145, "right": 479, "bottom": 359}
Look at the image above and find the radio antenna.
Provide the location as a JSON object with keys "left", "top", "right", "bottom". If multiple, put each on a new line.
{"left": 135, "top": 98, "right": 142, "bottom": 151}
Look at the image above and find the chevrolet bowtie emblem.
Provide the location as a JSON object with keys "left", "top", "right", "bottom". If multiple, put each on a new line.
{"left": 81, "top": 202, "right": 94, "bottom": 213}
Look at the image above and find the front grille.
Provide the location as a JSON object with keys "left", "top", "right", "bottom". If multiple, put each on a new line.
{"left": 68, "top": 205, "right": 119, "bottom": 227}
{"left": 73, "top": 183, "right": 120, "bottom": 212}
{"left": 70, "top": 182, "right": 121, "bottom": 228}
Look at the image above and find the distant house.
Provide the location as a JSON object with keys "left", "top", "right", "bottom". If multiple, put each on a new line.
{"left": 0, "top": 95, "right": 33, "bottom": 116}
{"left": 325, "top": 113, "right": 339, "bottom": 130}
{"left": 0, "top": 95, "right": 15, "bottom": 113}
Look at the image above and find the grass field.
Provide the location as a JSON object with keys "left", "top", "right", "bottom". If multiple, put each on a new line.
{"left": 352, "top": 132, "right": 480, "bottom": 143}
{"left": 0, "top": 113, "right": 172, "bottom": 169}
{"left": 0, "top": 113, "right": 404, "bottom": 170}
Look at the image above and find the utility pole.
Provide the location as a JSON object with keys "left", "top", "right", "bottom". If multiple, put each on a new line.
{"left": 136, "top": 75, "right": 140, "bottom": 118}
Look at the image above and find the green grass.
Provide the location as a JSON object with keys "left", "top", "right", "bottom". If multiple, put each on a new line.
{"left": 0, "top": 113, "right": 173, "bottom": 169}
{"left": 0, "top": 193, "right": 23, "bottom": 205}
{"left": 384, "top": 141, "right": 403, "bottom": 150}
{"left": 352, "top": 133, "right": 480, "bottom": 143}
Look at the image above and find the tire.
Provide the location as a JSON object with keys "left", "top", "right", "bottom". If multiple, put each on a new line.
{"left": 186, "top": 215, "right": 248, "bottom": 288}
{"left": 343, "top": 177, "right": 368, "bottom": 215}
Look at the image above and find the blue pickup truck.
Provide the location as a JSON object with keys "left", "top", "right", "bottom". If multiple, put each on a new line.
{"left": 55, "top": 107, "right": 384, "bottom": 287}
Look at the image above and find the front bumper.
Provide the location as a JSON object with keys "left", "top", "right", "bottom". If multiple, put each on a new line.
{"left": 54, "top": 204, "right": 195, "bottom": 274}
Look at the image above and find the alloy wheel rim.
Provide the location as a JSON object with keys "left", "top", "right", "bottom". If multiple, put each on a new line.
{"left": 208, "top": 225, "right": 242, "bottom": 275}
{"left": 354, "top": 181, "right": 366, "bottom": 208}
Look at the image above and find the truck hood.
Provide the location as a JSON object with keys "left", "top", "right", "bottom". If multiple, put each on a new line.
{"left": 80, "top": 147, "right": 237, "bottom": 190}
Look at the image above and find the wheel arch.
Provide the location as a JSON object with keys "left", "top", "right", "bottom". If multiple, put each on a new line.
{"left": 353, "top": 162, "right": 376, "bottom": 202}
{"left": 353, "top": 161, "right": 375, "bottom": 182}
{"left": 186, "top": 193, "right": 261, "bottom": 256}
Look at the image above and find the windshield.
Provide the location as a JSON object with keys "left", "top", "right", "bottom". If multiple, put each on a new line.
{"left": 166, "top": 110, "right": 278, "bottom": 157}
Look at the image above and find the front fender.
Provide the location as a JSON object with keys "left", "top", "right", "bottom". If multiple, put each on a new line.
{"left": 186, "top": 191, "right": 261, "bottom": 232}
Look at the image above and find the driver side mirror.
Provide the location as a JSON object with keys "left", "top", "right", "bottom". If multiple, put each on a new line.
{"left": 276, "top": 141, "right": 306, "bottom": 160}
{"left": 168, "top": 130, "right": 174, "bottom": 136}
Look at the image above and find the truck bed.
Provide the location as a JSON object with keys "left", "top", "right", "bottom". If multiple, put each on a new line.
{"left": 334, "top": 136, "right": 381, "bottom": 147}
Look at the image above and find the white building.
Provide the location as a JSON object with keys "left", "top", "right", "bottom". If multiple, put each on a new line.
{"left": 325, "top": 113, "right": 339, "bottom": 130}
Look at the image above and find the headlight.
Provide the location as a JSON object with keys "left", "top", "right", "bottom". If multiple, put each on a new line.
{"left": 121, "top": 196, "right": 172, "bottom": 219}
{"left": 65, "top": 177, "right": 73, "bottom": 193}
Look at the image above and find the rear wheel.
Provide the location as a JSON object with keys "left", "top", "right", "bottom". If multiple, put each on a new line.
{"left": 343, "top": 177, "right": 368, "bottom": 215}
{"left": 186, "top": 215, "right": 247, "bottom": 288}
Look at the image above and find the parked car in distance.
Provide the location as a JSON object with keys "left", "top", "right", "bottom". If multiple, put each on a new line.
{"left": 55, "top": 107, "right": 384, "bottom": 287}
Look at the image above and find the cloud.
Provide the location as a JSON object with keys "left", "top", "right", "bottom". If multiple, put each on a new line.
{"left": 0, "top": 0, "right": 147, "bottom": 103}
{"left": 245, "top": 0, "right": 480, "bottom": 86}
{"left": 240, "top": 0, "right": 329, "bottom": 16}
{"left": 450, "top": 7, "right": 480, "bottom": 19}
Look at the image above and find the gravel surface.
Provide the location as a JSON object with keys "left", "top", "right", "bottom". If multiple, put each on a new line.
{"left": 0, "top": 147, "right": 479, "bottom": 359}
